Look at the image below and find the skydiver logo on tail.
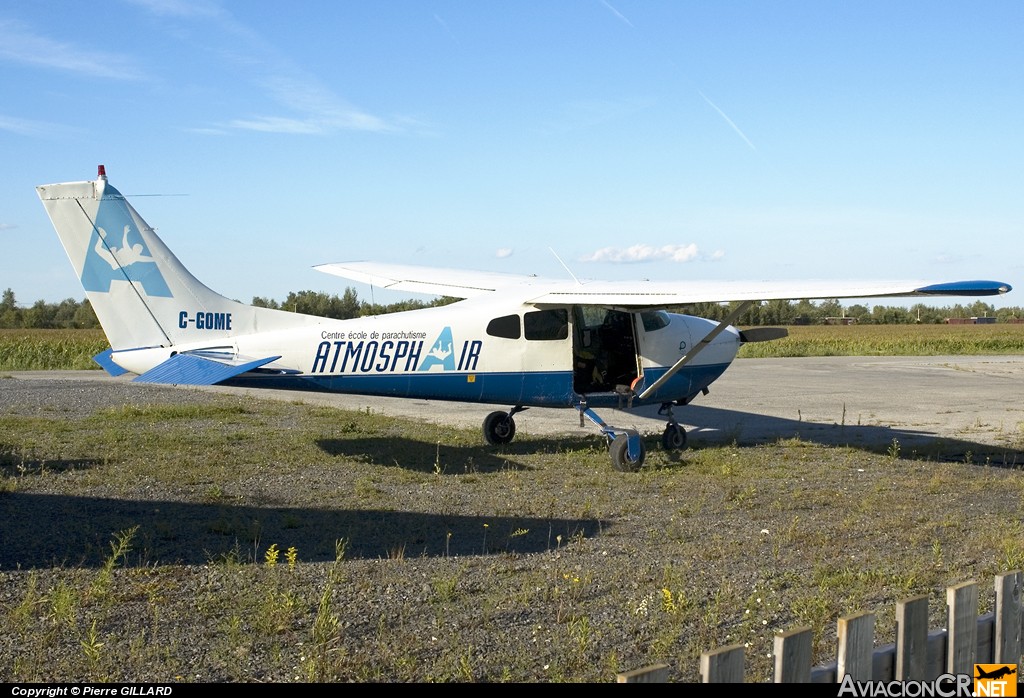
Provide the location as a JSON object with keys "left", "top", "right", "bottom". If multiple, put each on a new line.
{"left": 81, "top": 197, "right": 172, "bottom": 297}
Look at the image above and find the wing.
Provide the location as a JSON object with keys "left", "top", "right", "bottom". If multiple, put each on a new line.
{"left": 313, "top": 262, "right": 537, "bottom": 298}
{"left": 316, "top": 261, "right": 1011, "bottom": 307}
{"left": 521, "top": 279, "right": 1012, "bottom": 307}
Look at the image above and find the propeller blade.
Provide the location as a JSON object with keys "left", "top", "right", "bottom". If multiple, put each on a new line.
{"left": 738, "top": 327, "right": 789, "bottom": 343}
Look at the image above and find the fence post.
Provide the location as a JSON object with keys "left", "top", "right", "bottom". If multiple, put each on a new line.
{"left": 994, "top": 570, "right": 1023, "bottom": 664}
{"left": 774, "top": 626, "right": 812, "bottom": 682}
{"left": 700, "top": 643, "right": 744, "bottom": 682}
{"left": 896, "top": 595, "right": 929, "bottom": 680}
{"left": 837, "top": 611, "right": 875, "bottom": 681}
{"left": 616, "top": 663, "right": 670, "bottom": 683}
{"left": 946, "top": 581, "right": 978, "bottom": 675}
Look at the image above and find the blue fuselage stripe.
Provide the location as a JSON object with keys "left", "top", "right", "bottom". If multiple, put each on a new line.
{"left": 225, "top": 363, "right": 732, "bottom": 408}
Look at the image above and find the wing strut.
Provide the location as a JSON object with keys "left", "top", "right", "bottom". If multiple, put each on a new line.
{"left": 636, "top": 300, "right": 755, "bottom": 401}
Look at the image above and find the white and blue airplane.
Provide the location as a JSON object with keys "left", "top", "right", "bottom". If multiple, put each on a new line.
{"left": 37, "top": 166, "right": 1012, "bottom": 471}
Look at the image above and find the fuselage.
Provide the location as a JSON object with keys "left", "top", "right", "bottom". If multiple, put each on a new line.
{"left": 110, "top": 298, "right": 741, "bottom": 409}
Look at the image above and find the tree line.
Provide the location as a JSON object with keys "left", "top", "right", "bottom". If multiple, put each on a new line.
{"left": 1, "top": 287, "right": 1019, "bottom": 330}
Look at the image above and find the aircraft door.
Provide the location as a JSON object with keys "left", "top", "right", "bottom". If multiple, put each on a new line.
{"left": 572, "top": 307, "right": 640, "bottom": 394}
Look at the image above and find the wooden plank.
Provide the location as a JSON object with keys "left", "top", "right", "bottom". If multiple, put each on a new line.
{"left": 977, "top": 612, "right": 995, "bottom": 664}
{"left": 994, "top": 570, "right": 1023, "bottom": 664}
{"left": 810, "top": 665, "right": 836, "bottom": 683}
{"left": 617, "top": 663, "right": 670, "bottom": 683}
{"left": 947, "top": 581, "right": 979, "bottom": 675}
{"left": 837, "top": 611, "right": 875, "bottom": 681}
{"left": 774, "top": 626, "right": 812, "bottom": 683}
{"left": 701, "top": 643, "right": 744, "bottom": 683}
{"left": 896, "top": 594, "right": 929, "bottom": 680}
{"left": 872, "top": 643, "right": 896, "bottom": 680}
{"left": 926, "top": 628, "right": 947, "bottom": 679}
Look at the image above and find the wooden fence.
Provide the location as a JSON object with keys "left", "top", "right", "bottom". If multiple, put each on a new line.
{"left": 617, "top": 570, "right": 1023, "bottom": 683}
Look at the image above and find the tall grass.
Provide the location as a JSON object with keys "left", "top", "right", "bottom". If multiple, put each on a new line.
{"left": 737, "top": 323, "right": 1024, "bottom": 358}
{"left": 0, "top": 329, "right": 108, "bottom": 371}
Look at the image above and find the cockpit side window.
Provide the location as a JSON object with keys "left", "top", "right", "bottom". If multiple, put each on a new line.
{"left": 524, "top": 308, "right": 569, "bottom": 340}
{"left": 640, "top": 310, "right": 670, "bottom": 332}
{"left": 486, "top": 314, "right": 521, "bottom": 339}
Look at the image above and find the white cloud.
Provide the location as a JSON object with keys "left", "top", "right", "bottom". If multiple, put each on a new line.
{"left": 229, "top": 76, "right": 396, "bottom": 134}
{"left": 495, "top": 248, "right": 514, "bottom": 259}
{"left": 581, "top": 243, "right": 701, "bottom": 263}
{"left": 0, "top": 114, "right": 47, "bottom": 136}
{"left": 0, "top": 19, "right": 144, "bottom": 80}
{"left": 125, "top": 3, "right": 399, "bottom": 135}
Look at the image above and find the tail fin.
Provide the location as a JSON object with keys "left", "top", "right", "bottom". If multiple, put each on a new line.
{"left": 36, "top": 166, "right": 315, "bottom": 352}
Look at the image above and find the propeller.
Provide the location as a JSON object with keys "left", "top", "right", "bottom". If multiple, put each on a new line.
{"left": 738, "top": 327, "right": 789, "bottom": 343}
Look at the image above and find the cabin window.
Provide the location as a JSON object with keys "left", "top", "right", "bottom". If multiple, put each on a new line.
{"left": 524, "top": 308, "right": 568, "bottom": 340}
{"left": 486, "top": 314, "right": 521, "bottom": 339}
{"left": 640, "top": 310, "right": 670, "bottom": 332}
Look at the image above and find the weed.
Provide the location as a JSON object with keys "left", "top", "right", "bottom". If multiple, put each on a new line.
{"left": 80, "top": 619, "right": 105, "bottom": 679}
{"left": 91, "top": 526, "right": 138, "bottom": 601}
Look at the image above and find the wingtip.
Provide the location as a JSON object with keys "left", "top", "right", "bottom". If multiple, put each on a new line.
{"left": 916, "top": 280, "right": 1013, "bottom": 296}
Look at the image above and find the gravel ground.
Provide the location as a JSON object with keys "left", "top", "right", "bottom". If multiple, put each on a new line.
{"left": 1, "top": 375, "right": 1022, "bottom": 683}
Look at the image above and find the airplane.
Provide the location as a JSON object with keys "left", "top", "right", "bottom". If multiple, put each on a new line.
{"left": 37, "top": 166, "right": 1013, "bottom": 471}
{"left": 975, "top": 665, "right": 1016, "bottom": 680}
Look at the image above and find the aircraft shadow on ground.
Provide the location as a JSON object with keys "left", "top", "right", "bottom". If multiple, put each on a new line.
{"left": 315, "top": 434, "right": 601, "bottom": 473}
{"left": 654, "top": 404, "right": 1023, "bottom": 466}
{"left": 0, "top": 491, "right": 606, "bottom": 570}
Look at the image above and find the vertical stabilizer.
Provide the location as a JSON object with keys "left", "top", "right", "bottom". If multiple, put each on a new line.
{"left": 37, "top": 166, "right": 317, "bottom": 351}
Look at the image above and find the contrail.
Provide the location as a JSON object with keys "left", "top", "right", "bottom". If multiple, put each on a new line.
{"left": 698, "top": 90, "right": 756, "bottom": 150}
{"left": 599, "top": 0, "right": 634, "bottom": 28}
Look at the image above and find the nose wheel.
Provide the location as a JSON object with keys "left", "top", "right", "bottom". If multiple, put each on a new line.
{"left": 658, "top": 403, "right": 688, "bottom": 451}
{"left": 661, "top": 423, "right": 687, "bottom": 450}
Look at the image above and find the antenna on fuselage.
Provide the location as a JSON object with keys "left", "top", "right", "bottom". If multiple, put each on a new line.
{"left": 548, "top": 247, "right": 582, "bottom": 285}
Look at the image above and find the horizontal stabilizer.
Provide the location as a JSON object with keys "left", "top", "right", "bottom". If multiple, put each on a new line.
{"left": 738, "top": 327, "right": 790, "bottom": 343}
{"left": 134, "top": 353, "right": 282, "bottom": 385}
{"left": 92, "top": 348, "right": 130, "bottom": 376}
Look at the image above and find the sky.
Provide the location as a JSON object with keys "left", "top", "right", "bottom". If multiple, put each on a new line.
{"left": 2, "top": 1, "right": 1022, "bottom": 310}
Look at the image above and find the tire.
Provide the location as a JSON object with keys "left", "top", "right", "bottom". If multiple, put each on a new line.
{"left": 661, "top": 424, "right": 687, "bottom": 450}
{"left": 608, "top": 434, "right": 645, "bottom": 472}
{"left": 482, "top": 411, "right": 516, "bottom": 445}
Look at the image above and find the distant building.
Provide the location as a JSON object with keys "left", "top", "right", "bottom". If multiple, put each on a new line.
{"left": 824, "top": 317, "right": 857, "bottom": 325}
{"left": 944, "top": 317, "right": 997, "bottom": 324}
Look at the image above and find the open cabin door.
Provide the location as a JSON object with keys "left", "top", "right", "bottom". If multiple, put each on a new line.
{"left": 572, "top": 307, "right": 641, "bottom": 395}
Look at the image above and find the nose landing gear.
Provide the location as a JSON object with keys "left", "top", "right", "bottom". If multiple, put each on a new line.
{"left": 658, "top": 403, "right": 688, "bottom": 451}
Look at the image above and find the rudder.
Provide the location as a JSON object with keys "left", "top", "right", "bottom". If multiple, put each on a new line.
{"left": 37, "top": 166, "right": 256, "bottom": 351}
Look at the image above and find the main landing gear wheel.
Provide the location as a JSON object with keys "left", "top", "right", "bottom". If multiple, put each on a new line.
{"left": 609, "top": 434, "right": 646, "bottom": 472}
{"left": 482, "top": 410, "right": 516, "bottom": 445}
{"left": 661, "top": 424, "right": 687, "bottom": 450}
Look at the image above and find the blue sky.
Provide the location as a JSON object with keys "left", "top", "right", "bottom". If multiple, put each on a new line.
{"left": 2, "top": 1, "right": 1021, "bottom": 309}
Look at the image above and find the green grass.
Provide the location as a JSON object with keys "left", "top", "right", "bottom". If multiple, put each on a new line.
{"left": 1, "top": 391, "right": 1022, "bottom": 682}
{"left": 1, "top": 325, "right": 1023, "bottom": 681}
